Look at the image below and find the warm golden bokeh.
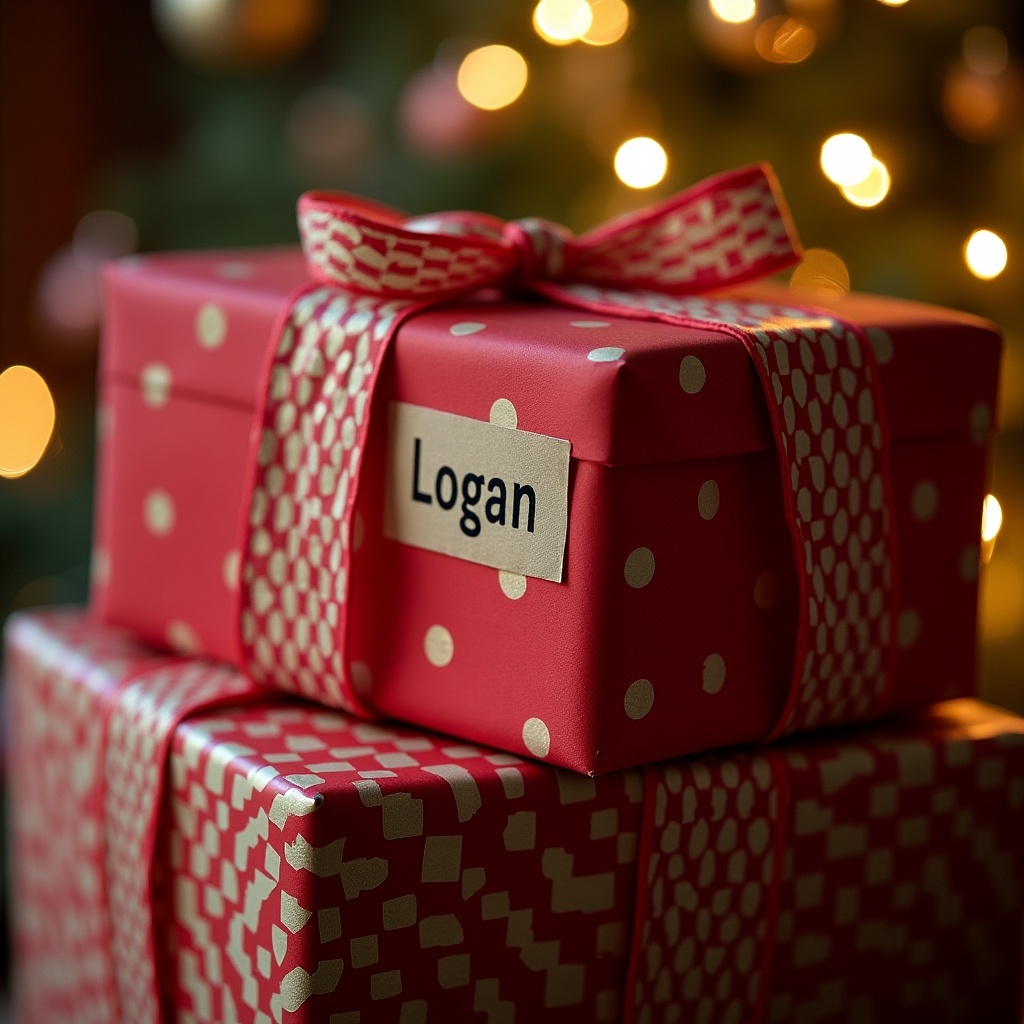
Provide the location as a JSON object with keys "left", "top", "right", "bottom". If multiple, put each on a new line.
{"left": 708, "top": 0, "right": 757, "bottom": 25}
{"left": 457, "top": 46, "right": 529, "bottom": 111}
{"left": 789, "top": 248, "right": 851, "bottom": 297}
{"left": 582, "top": 0, "right": 630, "bottom": 46}
{"left": 613, "top": 137, "right": 668, "bottom": 188}
{"left": 0, "top": 366, "right": 56, "bottom": 479}
{"left": 840, "top": 157, "right": 891, "bottom": 208}
{"left": 965, "top": 229, "right": 1008, "bottom": 280}
{"left": 533, "top": 0, "right": 593, "bottom": 44}
{"left": 820, "top": 133, "right": 874, "bottom": 187}
{"left": 754, "top": 17, "right": 817, "bottom": 65}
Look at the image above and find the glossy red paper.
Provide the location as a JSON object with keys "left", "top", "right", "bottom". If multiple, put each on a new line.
{"left": 7, "top": 610, "right": 1024, "bottom": 1023}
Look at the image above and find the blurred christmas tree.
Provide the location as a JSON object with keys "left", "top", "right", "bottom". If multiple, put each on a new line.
{"left": 1, "top": 0, "right": 1023, "bottom": 707}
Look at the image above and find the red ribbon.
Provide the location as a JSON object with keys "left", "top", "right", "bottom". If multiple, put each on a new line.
{"left": 237, "top": 164, "right": 899, "bottom": 747}
{"left": 298, "top": 163, "right": 801, "bottom": 299}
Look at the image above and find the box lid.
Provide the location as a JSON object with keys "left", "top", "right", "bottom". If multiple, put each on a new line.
{"left": 104, "top": 249, "right": 1001, "bottom": 466}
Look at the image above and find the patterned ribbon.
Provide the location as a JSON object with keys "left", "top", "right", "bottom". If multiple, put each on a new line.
{"left": 236, "top": 163, "right": 899, "bottom": 739}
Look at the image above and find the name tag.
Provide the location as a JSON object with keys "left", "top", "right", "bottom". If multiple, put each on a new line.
{"left": 384, "top": 402, "right": 571, "bottom": 582}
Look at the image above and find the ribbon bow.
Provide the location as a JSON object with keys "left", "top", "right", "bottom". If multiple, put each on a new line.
{"left": 297, "top": 163, "right": 801, "bottom": 300}
{"left": 241, "top": 162, "right": 897, "bottom": 754}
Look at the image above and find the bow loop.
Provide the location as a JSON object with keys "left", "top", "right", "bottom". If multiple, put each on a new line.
{"left": 297, "top": 163, "right": 801, "bottom": 303}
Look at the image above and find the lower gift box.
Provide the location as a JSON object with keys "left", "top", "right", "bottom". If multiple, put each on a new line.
{"left": 7, "top": 608, "right": 1024, "bottom": 1024}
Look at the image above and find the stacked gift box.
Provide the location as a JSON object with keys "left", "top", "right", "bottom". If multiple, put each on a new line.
{"left": 7, "top": 166, "right": 1023, "bottom": 1023}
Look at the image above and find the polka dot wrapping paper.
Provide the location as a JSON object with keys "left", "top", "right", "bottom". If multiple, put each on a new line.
{"left": 8, "top": 609, "right": 1024, "bottom": 1023}
{"left": 94, "top": 167, "right": 1001, "bottom": 774}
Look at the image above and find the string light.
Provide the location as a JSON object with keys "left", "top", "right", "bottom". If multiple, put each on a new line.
{"left": 965, "top": 229, "right": 1008, "bottom": 280}
{"left": 614, "top": 137, "right": 668, "bottom": 189}
{"left": 533, "top": 0, "right": 592, "bottom": 45}
{"left": 708, "top": 0, "right": 756, "bottom": 24}
{"left": 582, "top": 0, "right": 630, "bottom": 46}
{"left": 457, "top": 46, "right": 529, "bottom": 110}
{"left": 839, "top": 157, "right": 891, "bottom": 208}
{"left": 820, "top": 133, "right": 874, "bottom": 187}
{"left": 0, "top": 366, "right": 55, "bottom": 479}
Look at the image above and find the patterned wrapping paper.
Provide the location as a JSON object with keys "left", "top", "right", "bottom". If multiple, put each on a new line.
{"left": 94, "top": 238, "right": 1001, "bottom": 774}
{"left": 8, "top": 609, "right": 1024, "bottom": 1024}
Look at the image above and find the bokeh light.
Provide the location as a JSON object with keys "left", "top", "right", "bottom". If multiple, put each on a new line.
{"left": 286, "top": 87, "right": 375, "bottom": 177}
{"left": 709, "top": 0, "right": 756, "bottom": 25}
{"left": 74, "top": 211, "right": 138, "bottom": 260}
{"left": 533, "top": 0, "right": 593, "bottom": 45}
{"left": 582, "top": 0, "right": 630, "bottom": 46}
{"left": 153, "top": 0, "right": 325, "bottom": 69}
{"left": 789, "top": 248, "right": 851, "bottom": 297}
{"left": 839, "top": 157, "right": 891, "bottom": 208}
{"left": 963, "top": 25, "right": 1008, "bottom": 75}
{"left": 754, "top": 17, "right": 817, "bottom": 64}
{"left": 877, "top": 0, "right": 910, "bottom": 6}
{"left": 820, "top": 133, "right": 874, "bottom": 187}
{"left": 0, "top": 366, "right": 56, "bottom": 479}
{"left": 614, "top": 137, "right": 668, "bottom": 189}
{"left": 965, "top": 229, "right": 1008, "bottom": 280}
{"left": 983, "top": 493, "right": 1004, "bottom": 543}
{"left": 400, "top": 64, "right": 491, "bottom": 157}
{"left": 457, "top": 46, "right": 529, "bottom": 111}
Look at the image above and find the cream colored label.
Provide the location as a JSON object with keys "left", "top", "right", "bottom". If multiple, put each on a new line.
{"left": 384, "top": 402, "right": 570, "bottom": 582}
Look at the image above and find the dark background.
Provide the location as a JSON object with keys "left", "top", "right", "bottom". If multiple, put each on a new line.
{"left": 1, "top": 1, "right": 1022, "bottom": 705}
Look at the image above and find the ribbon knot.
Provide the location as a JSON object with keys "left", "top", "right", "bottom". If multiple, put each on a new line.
{"left": 502, "top": 217, "right": 576, "bottom": 288}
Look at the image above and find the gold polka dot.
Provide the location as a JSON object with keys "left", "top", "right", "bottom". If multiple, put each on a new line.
{"left": 144, "top": 489, "right": 175, "bottom": 536}
{"left": 960, "top": 545, "right": 980, "bottom": 583}
{"left": 910, "top": 481, "right": 938, "bottom": 522}
{"left": 679, "top": 355, "right": 706, "bottom": 394}
{"left": 587, "top": 347, "right": 625, "bottom": 362}
{"left": 140, "top": 362, "right": 173, "bottom": 407}
{"left": 698, "top": 480, "right": 720, "bottom": 521}
{"left": 498, "top": 571, "right": 527, "bottom": 600}
{"left": 624, "top": 678, "right": 654, "bottom": 720}
{"left": 449, "top": 322, "right": 486, "bottom": 336}
{"left": 489, "top": 398, "right": 518, "bottom": 429}
{"left": 624, "top": 547, "right": 655, "bottom": 589}
{"left": 424, "top": 624, "right": 454, "bottom": 667}
{"left": 570, "top": 320, "right": 610, "bottom": 328}
{"left": 522, "top": 717, "right": 550, "bottom": 758}
{"left": 195, "top": 302, "right": 228, "bottom": 349}
{"left": 897, "top": 609, "right": 921, "bottom": 649}
{"left": 866, "top": 327, "right": 893, "bottom": 365}
{"left": 223, "top": 550, "right": 241, "bottom": 590}
{"left": 702, "top": 654, "right": 726, "bottom": 694}
{"left": 969, "top": 402, "right": 991, "bottom": 445}
{"left": 166, "top": 620, "right": 202, "bottom": 655}
{"left": 350, "top": 660, "right": 373, "bottom": 696}
{"left": 753, "top": 570, "right": 779, "bottom": 610}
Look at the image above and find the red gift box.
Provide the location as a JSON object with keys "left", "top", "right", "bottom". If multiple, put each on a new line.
{"left": 7, "top": 609, "right": 1024, "bottom": 1023}
{"left": 93, "top": 169, "right": 1000, "bottom": 773}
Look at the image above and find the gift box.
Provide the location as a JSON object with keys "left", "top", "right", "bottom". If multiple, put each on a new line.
{"left": 92, "top": 167, "right": 1002, "bottom": 773}
{"left": 8, "top": 608, "right": 1024, "bottom": 1023}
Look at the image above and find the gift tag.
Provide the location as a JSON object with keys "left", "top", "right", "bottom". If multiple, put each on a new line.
{"left": 384, "top": 401, "right": 571, "bottom": 582}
